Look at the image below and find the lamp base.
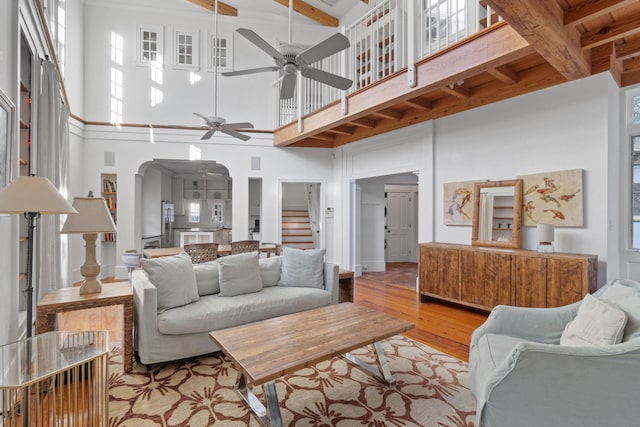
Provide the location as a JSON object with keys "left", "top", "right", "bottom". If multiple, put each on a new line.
{"left": 79, "top": 278, "right": 103, "bottom": 295}
{"left": 537, "top": 242, "right": 555, "bottom": 253}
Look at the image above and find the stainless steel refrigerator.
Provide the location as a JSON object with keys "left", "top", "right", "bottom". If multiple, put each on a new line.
{"left": 161, "top": 201, "right": 175, "bottom": 247}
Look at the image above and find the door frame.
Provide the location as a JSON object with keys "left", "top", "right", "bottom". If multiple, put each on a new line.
{"left": 385, "top": 184, "right": 419, "bottom": 263}
{"left": 278, "top": 178, "right": 326, "bottom": 250}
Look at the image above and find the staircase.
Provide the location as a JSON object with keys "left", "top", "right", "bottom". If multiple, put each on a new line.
{"left": 282, "top": 210, "right": 315, "bottom": 250}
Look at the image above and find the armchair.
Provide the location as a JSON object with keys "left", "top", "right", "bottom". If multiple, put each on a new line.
{"left": 469, "top": 279, "right": 640, "bottom": 427}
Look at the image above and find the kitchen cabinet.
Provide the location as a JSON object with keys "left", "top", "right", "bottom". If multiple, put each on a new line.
{"left": 419, "top": 243, "right": 597, "bottom": 311}
{"left": 172, "top": 177, "right": 184, "bottom": 214}
{"left": 180, "top": 231, "right": 214, "bottom": 247}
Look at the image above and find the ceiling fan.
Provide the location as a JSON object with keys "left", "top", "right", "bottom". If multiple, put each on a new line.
{"left": 194, "top": 0, "right": 254, "bottom": 141}
{"left": 221, "top": 0, "right": 353, "bottom": 99}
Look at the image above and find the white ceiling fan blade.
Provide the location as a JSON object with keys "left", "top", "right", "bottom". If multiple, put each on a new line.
{"left": 280, "top": 73, "right": 297, "bottom": 99}
{"left": 220, "top": 128, "right": 251, "bottom": 141}
{"left": 201, "top": 128, "right": 216, "bottom": 140}
{"left": 221, "top": 122, "right": 254, "bottom": 129}
{"left": 222, "top": 66, "right": 281, "bottom": 77}
{"left": 237, "top": 28, "right": 285, "bottom": 61}
{"left": 298, "top": 33, "right": 350, "bottom": 65}
{"left": 301, "top": 67, "right": 353, "bottom": 90}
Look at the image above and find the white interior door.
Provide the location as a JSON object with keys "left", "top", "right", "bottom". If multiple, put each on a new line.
{"left": 386, "top": 191, "right": 414, "bottom": 262}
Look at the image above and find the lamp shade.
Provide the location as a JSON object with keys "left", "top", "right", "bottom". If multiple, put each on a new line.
{"left": 61, "top": 197, "right": 116, "bottom": 233}
{"left": 536, "top": 223, "right": 555, "bottom": 243}
{"left": 0, "top": 176, "right": 77, "bottom": 214}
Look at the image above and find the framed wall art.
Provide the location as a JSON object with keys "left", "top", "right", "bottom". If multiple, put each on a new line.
{"left": 517, "top": 169, "right": 583, "bottom": 227}
{"left": 0, "top": 87, "right": 15, "bottom": 191}
{"left": 443, "top": 180, "right": 485, "bottom": 226}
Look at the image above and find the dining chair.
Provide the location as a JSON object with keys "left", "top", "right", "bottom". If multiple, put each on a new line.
{"left": 184, "top": 242, "right": 219, "bottom": 264}
{"left": 230, "top": 240, "right": 260, "bottom": 254}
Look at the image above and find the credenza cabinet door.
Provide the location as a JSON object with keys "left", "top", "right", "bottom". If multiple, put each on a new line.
{"left": 419, "top": 245, "right": 460, "bottom": 301}
{"left": 515, "top": 256, "right": 548, "bottom": 308}
{"left": 547, "top": 258, "right": 590, "bottom": 307}
{"left": 460, "top": 250, "right": 512, "bottom": 310}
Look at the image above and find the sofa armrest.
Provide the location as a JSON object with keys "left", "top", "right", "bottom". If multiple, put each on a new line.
{"left": 324, "top": 262, "right": 339, "bottom": 305}
{"left": 131, "top": 269, "right": 159, "bottom": 358}
{"left": 470, "top": 302, "right": 581, "bottom": 349}
{"left": 477, "top": 339, "right": 640, "bottom": 426}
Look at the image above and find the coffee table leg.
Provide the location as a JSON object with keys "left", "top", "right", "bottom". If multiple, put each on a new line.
{"left": 344, "top": 341, "right": 395, "bottom": 384}
{"left": 235, "top": 373, "right": 283, "bottom": 427}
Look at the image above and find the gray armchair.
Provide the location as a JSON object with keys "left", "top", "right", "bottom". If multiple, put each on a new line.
{"left": 469, "top": 279, "right": 640, "bottom": 427}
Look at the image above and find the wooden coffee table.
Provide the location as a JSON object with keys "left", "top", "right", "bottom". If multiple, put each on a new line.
{"left": 209, "top": 303, "right": 414, "bottom": 427}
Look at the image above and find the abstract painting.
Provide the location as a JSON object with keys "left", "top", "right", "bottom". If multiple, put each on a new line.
{"left": 443, "top": 180, "right": 484, "bottom": 225}
{"left": 518, "top": 169, "right": 583, "bottom": 226}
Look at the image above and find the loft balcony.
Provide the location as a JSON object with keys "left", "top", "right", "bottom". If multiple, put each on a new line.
{"left": 273, "top": 0, "right": 640, "bottom": 148}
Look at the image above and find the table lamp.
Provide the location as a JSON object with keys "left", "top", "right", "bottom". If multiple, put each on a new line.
{"left": 61, "top": 195, "right": 116, "bottom": 295}
{"left": 0, "top": 175, "right": 77, "bottom": 338}
{"left": 536, "top": 223, "right": 555, "bottom": 253}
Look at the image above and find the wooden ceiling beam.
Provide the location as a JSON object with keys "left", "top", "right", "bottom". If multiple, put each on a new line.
{"left": 484, "top": 0, "right": 590, "bottom": 80}
{"left": 404, "top": 97, "right": 433, "bottom": 110}
{"left": 326, "top": 125, "right": 355, "bottom": 135}
{"left": 307, "top": 132, "right": 335, "bottom": 142}
{"left": 373, "top": 109, "right": 403, "bottom": 120}
{"left": 271, "top": 0, "right": 339, "bottom": 27}
{"left": 187, "top": 0, "right": 237, "bottom": 16}
{"left": 488, "top": 64, "right": 519, "bottom": 84}
{"left": 615, "top": 36, "right": 640, "bottom": 61}
{"left": 623, "top": 56, "right": 640, "bottom": 73}
{"left": 441, "top": 83, "right": 471, "bottom": 99}
{"left": 564, "top": 0, "right": 636, "bottom": 26}
{"left": 582, "top": 12, "right": 640, "bottom": 48}
{"left": 622, "top": 69, "right": 640, "bottom": 87}
{"left": 349, "top": 118, "right": 376, "bottom": 128}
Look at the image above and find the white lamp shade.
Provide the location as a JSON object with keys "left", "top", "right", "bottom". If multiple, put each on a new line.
{"left": 61, "top": 197, "right": 116, "bottom": 233}
{"left": 537, "top": 223, "right": 555, "bottom": 243}
{"left": 0, "top": 176, "right": 77, "bottom": 214}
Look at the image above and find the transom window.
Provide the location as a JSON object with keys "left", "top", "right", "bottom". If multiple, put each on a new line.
{"left": 632, "top": 137, "right": 640, "bottom": 248}
{"left": 137, "top": 25, "right": 163, "bottom": 66}
{"left": 208, "top": 35, "right": 231, "bottom": 71}
{"left": 633, "top": 95, "right": 640, "bottom": 124}
{"left": 174, "top": 29, "right": 199, "bottom": 70}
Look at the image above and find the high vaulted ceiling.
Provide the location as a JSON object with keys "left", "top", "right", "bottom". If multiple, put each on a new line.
{"left": 271, "top": 0, "right": 640, "bottom": 148}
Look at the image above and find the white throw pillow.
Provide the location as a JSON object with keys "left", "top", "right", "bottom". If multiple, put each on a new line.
{"left": 140, "top": 253, "right": 199, "bottom": 313}
{"left": 193, "top": 260, "right": 220, "bottom": 296}
{"left": 560, "top": 294, "right": 627, "bottom": 347}
{"left": 278, "top": 247, "right": 325, "bottom": 289}
{"left": 259, "top": 256, "right": 282, "bottom": 287}
{"left": 599, "top": 281, "right": 640, "bottom": 341}
{"left": 218, "top": 252, "right": 263, "bottom": 297}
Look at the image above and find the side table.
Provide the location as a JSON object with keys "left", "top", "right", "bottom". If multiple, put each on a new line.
{"left": 338, "top": 269, "right": 355, "bottom": 303}
{"left": 36, "top": 282, "right": 134, "bottom": 373}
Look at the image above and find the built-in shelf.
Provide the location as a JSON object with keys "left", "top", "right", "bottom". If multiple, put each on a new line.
{"left": 101, "top": 174, "right": 117, "bottom": 242}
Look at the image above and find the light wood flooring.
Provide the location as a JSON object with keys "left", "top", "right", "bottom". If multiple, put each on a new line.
{"left": 60, "top": 263, "right": 488, "bottom": 362}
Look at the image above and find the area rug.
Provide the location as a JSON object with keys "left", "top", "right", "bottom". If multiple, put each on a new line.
{"left": 108, "top": 336, "right": 476, "bottom": 426}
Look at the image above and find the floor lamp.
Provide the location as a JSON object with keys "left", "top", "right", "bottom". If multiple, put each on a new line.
{"left": 0, "top": 175, "right": 77, "bottom": 338}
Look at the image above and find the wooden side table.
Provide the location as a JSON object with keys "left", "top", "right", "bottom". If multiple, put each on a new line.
{"left": 36, "top": 282, "right": 134, "bottom": 373}
{"left": 338, "top": 269, "right": 355, "bottom": 303}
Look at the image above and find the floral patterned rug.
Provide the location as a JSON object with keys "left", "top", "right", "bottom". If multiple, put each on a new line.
{"left": 108, "top": 335, "right": 476, "bottom": 426}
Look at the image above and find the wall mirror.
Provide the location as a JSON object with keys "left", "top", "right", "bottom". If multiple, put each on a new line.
{"left": 472, "top": 179, "right": 523, "bottom": 249}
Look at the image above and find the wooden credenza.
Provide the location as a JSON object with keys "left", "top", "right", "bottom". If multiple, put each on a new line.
{"left": 419, "top": 243, "right": 598, "bottom": 311}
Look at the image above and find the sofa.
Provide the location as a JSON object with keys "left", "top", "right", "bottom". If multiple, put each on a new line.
{"left": 469, "top": 279, "right": 640, "bottom": 427}
{"left": 133, "top": 248, "right": 339, "bottom": 366}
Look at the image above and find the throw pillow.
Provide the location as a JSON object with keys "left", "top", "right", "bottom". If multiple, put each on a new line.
{"left": 560, "top": 294, "right": 627, "bottom": 347}
{"left": 140, "top": 253, "right": 199, "bottom": 313}
{"left": 598, "top": 281, "right": 640, "bottom": 341}
{"left": 218, "top": 252, "right": 263, "bottom": 297}
{"left": 193, "top": 260, "right": 220, "bottom": 296}
{"left": 278, "top": 247, "right": 325, "bottom": 289}
{"left": 259, "top": 256, "right": 282, "bottom": 287}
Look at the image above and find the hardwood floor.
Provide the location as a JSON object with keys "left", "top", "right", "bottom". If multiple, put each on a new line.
{"left": 60, "top": 263, "right": 488, "bottom": 362}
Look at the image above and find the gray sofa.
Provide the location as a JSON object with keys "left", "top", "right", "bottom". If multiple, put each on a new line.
{"left": 133, "top": 250, "right": 339, "bottom": 366}
{"left": 469, "top": 279, "right": 640, "bottom": 427}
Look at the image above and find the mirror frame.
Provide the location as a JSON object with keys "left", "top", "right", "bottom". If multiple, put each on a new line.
{"left": 471, "top": 179, "right": 523, "bottom": 249}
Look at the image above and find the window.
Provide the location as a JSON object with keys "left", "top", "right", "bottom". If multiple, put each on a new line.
{"left": 137, "top": 25, "right": 164, "bottom": 66}
{"left": 211, "top": 202, "right": 224, "bottom": 225}
{"left": 632, "top": 136, "right": 640, "bottom": 248}
{"left": 174, "top": 29, "right": 199, "bottom": 70}
{"left": 188, "top": 201, "right": 201, "bottom": 223}
{"left": 208, "top": 34, "right": 231, "bottom": 71}
{"left": 633, "top": 95, "right": 640, "bottom": 124}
